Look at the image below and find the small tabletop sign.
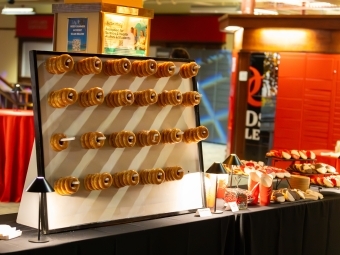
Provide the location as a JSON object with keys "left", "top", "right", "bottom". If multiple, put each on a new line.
{"left": 228, "top": 202, "right": 239, "bottom": 212}
{"left": 195, "top": 208, "right": 212, "bottom": 217}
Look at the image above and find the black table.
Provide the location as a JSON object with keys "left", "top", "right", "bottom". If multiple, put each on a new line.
{"left": 234, "top": 190, "right": 340, "bottom": 255}
{"left": 0, "top": 212, "right": 236, "bottom": 255}
{"left": 2, "top": 190, "right": 340, "bottom": 255}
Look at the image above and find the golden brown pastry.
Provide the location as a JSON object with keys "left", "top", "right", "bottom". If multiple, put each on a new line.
{"left": 80, "top": 132, "right": 106, "bottom": 149}
{"left": 48, "top": 88, "right": 78, "bottom": 108}
{"left": 45, "top": 54, "right": 74, "bottom": 74}
{"left": 182, "top": 126, "right": 209, "bottom": 143}
{"left": 111, "top": 170, "right": 139, "bottom": 188}
{"left": 154, "top": 61, "right": 176, "bottom": 78}
{"left": 160, "top": 128, "right": 183, "bottom": 144}
{"left": 130, "top": 59, "right": 158, "bottom": 77}
{"left": 74, "top": 56, "right": 102, "bottom": 75}
{"left": 109, "top": 131, "right": 136, "bottom": 148}
{"left": 181, "top": 91, "right": 201, "bottom": 107}
{"left": 163, "top": 166, "right": 184, "bottom": 181}
{"left": 139, "top": 168, "right": 165, "bottom": 185}
{"left": 157, "top": 90, "right": 182, "bottom": 107}
{"left": 103, "top": 58, "right": 132, "bottom": 76}
{"left": 179, "top": 62, "right": 200, "bottom": 79}
{"left": 78, "top": 87, "right": 104, "bottom": 107}
{"left": 134, "top": 89, "right": 158, "bottom": 106}
{"left": 54, "top": 176, "right": 80, "bottom": 195}
{"left": 50, "top": 133, "right": 70, "bottom": 151}
{"left": 105, "top": 89, "right": 134, "bottom": 107}
{"left": 84, "top": 172, "right": 113, "bottom": 191}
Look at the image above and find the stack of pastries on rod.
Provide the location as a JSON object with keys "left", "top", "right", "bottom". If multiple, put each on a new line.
{"left": 45, "top": 54, "right": 200, "bottom": 79}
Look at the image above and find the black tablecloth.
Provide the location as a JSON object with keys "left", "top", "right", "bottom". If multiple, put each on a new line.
{"left": 2, "top": 190, "right": 340, "bottom": 255}
{"left": 235, "top": 191, "right": 340, "bottom": 255}
{"left": 0, "top": 212, "right": 235, "bottom": 255}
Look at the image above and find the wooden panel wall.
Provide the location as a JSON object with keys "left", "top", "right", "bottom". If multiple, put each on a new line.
{"left": 274, "top": 52, "right": 340, "bottom": 150}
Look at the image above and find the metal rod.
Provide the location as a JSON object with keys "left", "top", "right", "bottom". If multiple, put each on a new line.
{"left": 38, "top": 193, "right": 41, "bottom": 241}
{"left": 214, "top": 175, "right": 218, "bottom": 213}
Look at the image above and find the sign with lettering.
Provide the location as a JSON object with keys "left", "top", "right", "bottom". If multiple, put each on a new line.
{"left": 67, "top": 18, "right": 88, "bottom": 52}
{"left": 102, "top": 13, "right": 149, "bottom": 56}
{"left": 244, "top": 53, "right": 278, "bottom": 161}
{"left": 16, "top": 15, "right": 54, "bottom": 38}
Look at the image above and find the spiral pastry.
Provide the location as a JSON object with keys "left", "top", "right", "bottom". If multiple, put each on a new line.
{"left": 163, "top": 166, "right": 184, "bottom": 181}
{"left": 103, "top": 58, "right": 131, "bottom": 76}
{"left": 109, "top": 130, "right": 136, "bottom": 148}
{"left": 74, "top": 56, "right": 102, "bottom": 75}
{"left": 50, "top": 133, "right": 70, "bottom": 151}
{"left": 130, "top": 59, "right": 158, "bottom": 77}
{"left": 48, "top": 88, "right": 78, "bottom": 108}
{"left": 161, "top": 128, "right": 183, "bottom": 144}
{"left": 154, "top": 61, "right": 176, "bottom": 78}
{"left": 112, "top": 170, "right": 139, "bottom": 188}
{"left": 78, "top": 87, "right": 104, "bottom": 107}
{"left": 157, "top": 89, "right": 183, "bottom": 107}
{"left": 80, "top": 132, "right": 106, "bottom": 149}
{"left": 182, "top": 126, "right": 209, "bottom": 143}
{"left": 179, "top": 62, "right": 200, "bottom": 79}
{"left": 45, "top": 54, "right": 74, "bottom": 74}
{"left": 84, "top": 172, "right": 113, "bottom": 191}
{"left": 139, "top": 168, "right": 165, "bottom": 185}
{"left": 54, "top": 176, "right": 80, "bottom": 195}
{"left": 134, "top": 89, "right": 158, "bottom": 106}
{"left": 181, "top": 91, "right": 201, "bottom": 107}
{"left": 105, "top": 89, "right": 134, "bottom": 107}
{"left": 136, "top": 129, "right": 161, "bottom": 147}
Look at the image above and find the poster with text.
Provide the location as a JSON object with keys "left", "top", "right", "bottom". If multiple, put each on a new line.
{"left": 103, "top": 13, "right": 149, "bottom": 56}
{"left": 67, "top": 18, "right": 88, "bottom": 52}
{"left": 244, "top": 52, "right": 279, "bottom": 161}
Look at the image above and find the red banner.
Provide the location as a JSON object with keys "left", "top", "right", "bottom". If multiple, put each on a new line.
{"left": 150, "top": 15, "right": 226, "bottom": 43}
{"left": 16, "top": 15, "right": 54, "bottom": 38}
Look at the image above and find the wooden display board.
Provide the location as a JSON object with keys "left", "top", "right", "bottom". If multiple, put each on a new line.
{"left": 17, "top": 50, "right": 205, "bottom": 233}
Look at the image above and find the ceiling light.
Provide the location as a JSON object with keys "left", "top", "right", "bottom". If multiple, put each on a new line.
{"left": 190, "top": 5, "right": 240, "bottom": 13}
{"left": 1, "top": 7, "right": 35, "bottom": 15}
{"left": 224, "top": 26, "right": 242, "bottom": 33}
{"left": 254, "top": 8, "right": 278, "bottom": 15}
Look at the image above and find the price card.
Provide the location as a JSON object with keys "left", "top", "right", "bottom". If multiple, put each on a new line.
{"left": 195, "top": 208, "right": 212, "bottom": 217}
{"left": 228, "top": 202, "right": 239, "bottom": 212}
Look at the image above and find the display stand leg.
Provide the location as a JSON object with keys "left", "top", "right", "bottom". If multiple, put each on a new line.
{"left": 29, "top": 193, "right": 49, "bottom": 243}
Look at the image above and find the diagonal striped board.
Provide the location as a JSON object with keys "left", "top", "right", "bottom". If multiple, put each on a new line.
{"left": 18, "top": 51, "right": 205, "bottom": 233}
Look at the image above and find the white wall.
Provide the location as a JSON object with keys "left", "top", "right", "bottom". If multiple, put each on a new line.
{"left": 0, "top": 4, "right": 52, "bottom": 84}
{"left": 0, "top": 15, "right": 18, "bottom": 84}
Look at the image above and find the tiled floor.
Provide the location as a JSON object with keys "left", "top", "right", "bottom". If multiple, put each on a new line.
{"left": 0, "top": 142, "right": 227, "bottom": 216}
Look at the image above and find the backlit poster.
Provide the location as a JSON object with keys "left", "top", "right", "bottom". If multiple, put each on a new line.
{"left": 244, "top": 52, "right": 279, "bottom": 161}
{"left": 102, "top": 13, "right": 149, "bottom": 56}
{"left": 67, "top": 18, "right": 88, "bottom": 52}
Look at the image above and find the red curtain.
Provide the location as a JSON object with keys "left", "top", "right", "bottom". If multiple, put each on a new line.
{"left": 0, "top": 110, "right": 35, "bottom": 202}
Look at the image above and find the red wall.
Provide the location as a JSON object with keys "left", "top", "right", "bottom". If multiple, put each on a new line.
{"left": 150, "top": 15, "right": 226, "bottom": 43}
{"left": 16, "top": 14, "right": 226, "bottom": 43}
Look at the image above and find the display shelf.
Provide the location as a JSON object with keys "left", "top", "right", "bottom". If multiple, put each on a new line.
{"left": 17, "top": 50, "right": 205, "bottom": 234}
